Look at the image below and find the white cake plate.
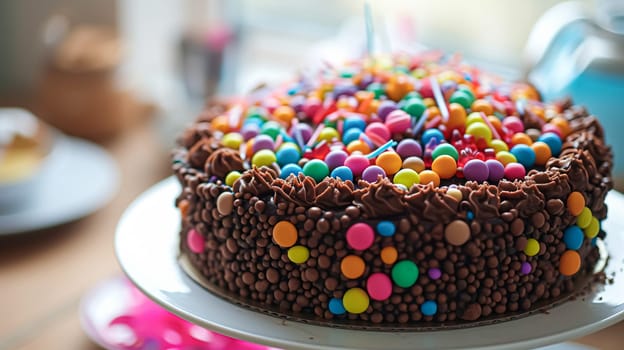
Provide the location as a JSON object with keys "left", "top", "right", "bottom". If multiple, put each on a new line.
{"left": 115, "top": 177, "right": 624, "bottom": 350}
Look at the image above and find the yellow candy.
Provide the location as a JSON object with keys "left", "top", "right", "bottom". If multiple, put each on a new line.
{"left": 318, "top": 127, "right": 340, "bottom": 142}
{"left": 393, "top": 169, "right": 420, "bottom": 188}
{"left": 222, "top": 132, "right": 244, "bottom": 149}
{"left": 225, "top": 171, "right": 241, "bottom": 187}
{"left": 423, "top": 98, "right": 436, "bottom": 108}
{"left": 466, "top": 112, "right": 484, "bottom": 126}
{"left": 278, "top": 142, "right": 300, "bottom": 152}
{"left": 496, "top": 151, "right": 517, "bottom": 166}
{"left": 584, "top": 217, "right": 600, "bottom": 238}
{"left": 446, "top": 188, "right": 463, "bottom": 201}
{"left": 287, "top": 245, "right": 309, "bottom": 264}
{"left": 577, "top": 207, "right": 592, "bottom": 228}
{"left": 252, "top": 149, "right": 276, "bottom": 167}
{"left": 342, "top": 288, "right": 370, "bottom": 314}
{"left": 466, "top": 122, "right": 492, "bottom": 142}
{"left": 524, "top": 238, "right": 540, "bottom": 256}
{"left": 489, "top": 139, "right": 509, "bottom": 153}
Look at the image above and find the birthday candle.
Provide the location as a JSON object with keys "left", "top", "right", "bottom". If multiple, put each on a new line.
{"left": 430, "top": 76, "right": 449, "bottom": 123}
{"left": 480, "top": 112, "right": 501, "bottom": 140}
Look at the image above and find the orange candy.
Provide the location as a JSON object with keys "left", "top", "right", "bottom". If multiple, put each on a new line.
{"left": 273, "top": 105, "right": 295, "bottom": 125}
{"left": 567, "top": 191, "right": 586, "bottom": 216}
{"left": 245, "top": 139, "right": 255, "bottom": 159}
{"left": 386, "top": 75, "right": 414, "bottom": 101}
{"left": 431, "top": 155, "right": 457, "bottom": 179}
{"left": 426, "top": 106, "right": 441, "bottom": 120}
{"left": 487, "top": 116, "right": 503, "bottom": 135}
{"left": 381, "top": 246, "right": 398, "bottom": 265}
{"left": 272, "top": 221, "right": 298, "bottom": 248}
{"left": 347, "top": 140, "right": 371, "bottom": 154}
{"left": 376, "top": 152, "right": 402, "bottom": 175}
{"left": 511, "top": 133, "right": 533, "bottom": 146}
{"left": 471, "top": 99, "right": 494, "bottom": 116}
{"left": 211, "top": 115, "right": 230, "bottom": 133}
{"left": 446, "top": 103, "right": 467, "bottom": 130}
{"left": 178, "top": 200, "right": 190, "bottom": 217}
{"left": 419, "top": 170, "right": 441, "bottom": 187}
{"left": 559, "top": 250, "right": 581, "bottom": 276}
{"left": 550, "top": 117, "right": 571, "bottom": 137}
{"left": 341, "top": 255, "right": 366, "bottom": 279}
{"left": 531, "top": 141, "right": 552, "bottom": 165}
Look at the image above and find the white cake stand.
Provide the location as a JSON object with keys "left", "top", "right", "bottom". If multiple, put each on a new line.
{"left": 115, "top": 177, "right": 624, "bottom": 350}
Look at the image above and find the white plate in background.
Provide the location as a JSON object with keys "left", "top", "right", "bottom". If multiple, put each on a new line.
{"left": 0, "top": 135, "right": 119, "bottom": 235}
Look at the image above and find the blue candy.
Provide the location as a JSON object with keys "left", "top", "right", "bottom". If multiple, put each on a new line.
{"left": 422, "top": 129, "right": 445, "bottom": 146}
{"left": 329, "top": 298, "right": 346, "bottom": 315}
{"left": 510, "top": 144, "right": 536, "bottom": 168}
{"left": 280, "top": 164, "right": 303, "bottom": 179}
{"left": 342, "top": 128, "right": 362, "bottom": 145}
{"left": 330, "top": 166, "right": 354, "bottom": 182}
{"left": 376, "top": 221, "right": 396, "bottom": 237}
{"left": 563, "top": 225, "right": 584, "bottom": 250}
{"left": 538, "top": 132, "right": 563, "bottom": 156}
{"left": 421, "top": 300, "right": 437, "bottom": 316}
{"left": 276, "top": 147, "right": 300, "bottom": 166}
{"left": 344, "top": 117, "right": 367, "bottom": 131}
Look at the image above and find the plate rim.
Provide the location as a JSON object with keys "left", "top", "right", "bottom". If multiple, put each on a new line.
{"left": 116, "top": 177, "right": 624, "bottom": 350}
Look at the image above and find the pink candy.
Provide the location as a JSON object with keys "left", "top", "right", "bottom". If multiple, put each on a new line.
{"left": 346, "top": 223, "right": 375, "bottom": 250}
{"left": 541, "top": 123, "right": 563, "bottom": 138}
{"left": 385, "top": 110, "right": 412, "bottom": 134}
{"left": 187, "top": 229, "right": 204, "bottom": 253}
{"left": 504, "top": 163, "right": 526, "bottom": 180}
{"left": 366, "top": 273, "right": 393, "bottom": 301}
{"left": 365, "top": 122, "right": 391, "bottom": 146}
{"left": 344, "top": 154, "right": 370, "bottom": 177}
{"left": 502, "top": 116, "right": 524, "bottom": 134}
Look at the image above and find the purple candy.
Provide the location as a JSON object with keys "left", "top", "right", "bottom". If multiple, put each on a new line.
{"left": 396, "top": 139, "right": 423, "bottom": 158}
{"left": 252, "top": 134, "right": 275, "bottom": 153}
{"left": 290, "top": 95, "right": 306, "bottom": 113}
{"left": 485, "top": 159, "right": 505, "bottom": 181}
{"left": 241, "top": 123, "right": 260, "bottom": 141}
{"left": 428, "top": 268, "right": 442, "bottom": 280}
{"left": 463, "top": 159, "right": 489, "bottom": 182}
{"left": 333, "top": 84, "right": 357, "bottom": 98}
{"left": 377, "top": 100, "right": 397, "bottom": 121}
{"left": 325, "top": 150, "right": 348, "bottom": 170}
{"left": 521, "top": 262, "right": 532, "bottom": 275}
{"left": 290, "top": 123, "right": 313, "bottom": 143}
{"left": 361, "top": 165, "right": 386, "bottom": 183}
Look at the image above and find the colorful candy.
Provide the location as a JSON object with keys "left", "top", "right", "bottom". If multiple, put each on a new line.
{"left": 393, "top": 169, "right": 420, "bottom": 188}
{"left": 391, "top": 260, "right": 419, "bottom": 288}
{"left": 431, "top": 155, "right": 457, "bottom": 179}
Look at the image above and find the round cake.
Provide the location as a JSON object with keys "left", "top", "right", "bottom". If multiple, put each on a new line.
{"left": 172, "top": 53, "right": 612, "bottom": 328}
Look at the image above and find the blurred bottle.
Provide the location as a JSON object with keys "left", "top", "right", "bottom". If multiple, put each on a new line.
{"left": 525, "top": 0, "right": 624, "bottom": 187}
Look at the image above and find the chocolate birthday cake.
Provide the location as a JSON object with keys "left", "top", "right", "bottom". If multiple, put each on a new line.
{"left": 172, "top": 53, "right": 612, "bottom": 327}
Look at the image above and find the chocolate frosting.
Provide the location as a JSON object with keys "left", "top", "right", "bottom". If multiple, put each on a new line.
{"left": 205, "top": 148, "right": 245, "bottom": 178}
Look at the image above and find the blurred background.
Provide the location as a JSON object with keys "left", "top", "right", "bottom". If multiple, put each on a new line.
{"left": 1, "top": 0, "right": 624, "bottom": 349}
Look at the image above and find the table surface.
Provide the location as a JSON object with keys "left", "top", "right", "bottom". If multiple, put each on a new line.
{"left": 1, "top": 121, "right": 623, "bottom": 350}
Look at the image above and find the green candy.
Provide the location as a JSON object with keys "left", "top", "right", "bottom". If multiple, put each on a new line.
{"left": 457, "top": 84, "right": 476, "bottom": 100}
{"left": 391, "top": 260, "right": 419, "bottom": 288}
{"left": 402, "top": 91, "right": 422, "bottom": 101}
{"left": 302, "top": 159, "right": 329, "bottom": 183}
{"left": 261, "top": 121, "right": 282, "bottom": 140}
{"left": 432, "top": 143, "right": 459, "bottom": 161}
{"left": 367, "top": 82, "right": 385, "bottom": 99}
{"left": 403, "top": 98, "right": 426, "bottom": 117}
{"left": 449, "top": 90, "right": 474, "bottom": 110}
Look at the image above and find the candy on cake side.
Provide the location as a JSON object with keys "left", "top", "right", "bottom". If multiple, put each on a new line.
{"left": 172, "top": 54, "right": 612, "bottom": 326}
